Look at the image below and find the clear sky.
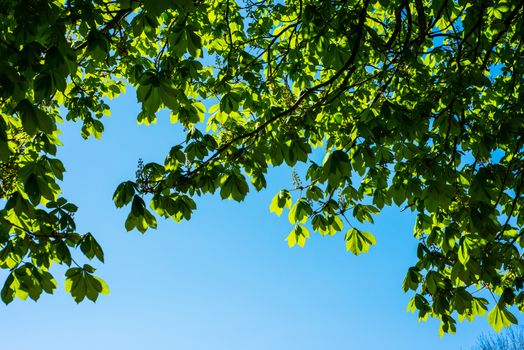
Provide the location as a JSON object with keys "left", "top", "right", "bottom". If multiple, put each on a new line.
{"left": 0, "top": 92, "right": 513, "bottom": 350}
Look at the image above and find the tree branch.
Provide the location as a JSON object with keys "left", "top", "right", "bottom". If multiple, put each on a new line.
{"left": 74, "top": 8, "right": 134, "bottom": 51}
{"left": 183, "top": 0, "right": 371, "bottom": 181}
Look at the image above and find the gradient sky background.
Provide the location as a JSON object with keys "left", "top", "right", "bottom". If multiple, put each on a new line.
{"left": 0, "top": 91, "right": 516, "bottom": 349}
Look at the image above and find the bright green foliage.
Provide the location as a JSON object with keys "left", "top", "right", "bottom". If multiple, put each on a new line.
{"left": 269, "top": 190, "right": 292, "bottom": 216}
{"left": 64, "top": 264, "right": 109, "bottom": 303}
{"left": 286, "top": 224, "right": 310, "bottom": 248}
{"left": 488, "top": 303, "right": 519, "bottom": 333}
{"left": 345, "top": 228, "right": 376, "bottom": 255}
{"left": 1, "top": 0, "right": 524, "bottom": 334}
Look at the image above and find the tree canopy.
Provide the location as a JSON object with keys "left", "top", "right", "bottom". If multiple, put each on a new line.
{"left": 1, "top": 0, "right": 524, "bottom": 335}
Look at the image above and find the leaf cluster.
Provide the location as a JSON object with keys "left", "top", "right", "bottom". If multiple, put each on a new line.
{"left": 1, "top": 0, "right": 524, "bottom": 334}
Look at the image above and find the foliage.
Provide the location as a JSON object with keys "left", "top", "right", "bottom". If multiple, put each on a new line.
{"left": 1, "top": 0, "right": 524, "bottom": 334}
{"left": 473, "top": 326, "right": 524, "bottom": 350}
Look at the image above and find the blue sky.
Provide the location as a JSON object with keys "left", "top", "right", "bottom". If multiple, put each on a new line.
{"left": 0, "top": 93, "right": 509, "bottom": 349}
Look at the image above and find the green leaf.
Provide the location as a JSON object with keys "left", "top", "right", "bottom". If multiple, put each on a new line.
{"left": 458, "top": 241, "right": 469, "bottom": 265}
{"left": 403, "top": 267, "right": 422, "bottom": 292}
{"left": 269, "top": 190, "right": 291, "bottom": 216}
{"left": 286, "top": 225, "right": 310, "bottom": 248}
{"left": 169, "top": 25, "right": 188, "bottom": 57}
{"left": 322, "top": 150, "right": 351, "bottom": 186}
{"left": 16, "top": 99, "right": 38, "bottom": 135}
{"left": 488, "top": 304, "right": 518, "bottom": 332}
{"left": 220, "top": 173, "right": 249, "bottom": 202}
{"left": 131, "top": 195, "right": 146, "bottom": 217}
{"left": 345, "top": 228, "right": 376, "bottom": 255}
{"left": 288, "top": 199, "right": 312, "bottom": 224}
{"left": 65, "top": 268, "right": 86, "bottom": 303}
{"left": 79, "top": 233, "right": 105, "bottom": 263}
{"left": 1, "top": 273, "right": 15, "bottom": 304}
{"left": 94, "top": 276, "right": 110, "bottom": 295}
{"left": 113, "top": 181, "right": 137, "bottom": 208}
{"left": 34, "top": 73, "right": 53, "bottom": 101}
{"left": 186, "top": 29, "right": 202, "bottom": 57}
{"left": 220, "top": 92, "right": 241, "bottom": 113}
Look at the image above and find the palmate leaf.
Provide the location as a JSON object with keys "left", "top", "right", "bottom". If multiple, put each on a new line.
{"left": 220, "top": 173, "right": 249, "bottom": 202}
{"left": 288, "top": 199, "right": 312, "bottom": 224}
{"left": 311, "top": 214, "right": 343, "bottom": 236}
{"left": 402, "top": 267, "right": 422, "bottom": 292}
{"left": 345, "top": 228, "right": 376, "bottom": 256}
{"left": 488, "top": 304, "right": 518, "bottom": 333}
{"left": 286, "top": 225, "right": 310, "bottom": 248}
{"left": 113, "top": 181, "right": 136, "bottom": 208}
{"left": 79, "top": 233, "right": 105, "bottom": 263}
{"left": 321, "top": 150, "right": 350, "bottom": 186}
{"left": 65, "top": 266, "right": 109, "bottom": 303}
{"left": 269, "top": 190, "right": 291, "bottom": 216}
